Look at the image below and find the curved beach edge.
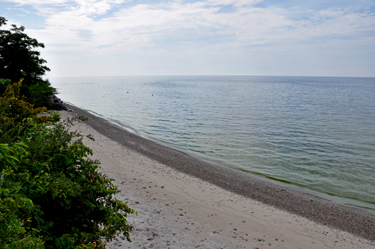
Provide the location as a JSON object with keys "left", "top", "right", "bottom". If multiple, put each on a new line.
{"left": 65, "top": 103, "right": 375, "bottom": 242}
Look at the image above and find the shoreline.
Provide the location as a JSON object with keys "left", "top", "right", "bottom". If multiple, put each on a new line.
{"left": 64, "top": 103, "right": 375, "bottom": 244}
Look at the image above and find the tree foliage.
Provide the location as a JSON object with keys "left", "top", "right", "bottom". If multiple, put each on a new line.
{"left": 0, "top": 17, "right": 56, "bottom": 107}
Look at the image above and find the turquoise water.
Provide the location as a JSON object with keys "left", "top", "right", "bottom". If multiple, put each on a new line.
{"left": 51, "top": 76, "right": 375, "bottom": 212}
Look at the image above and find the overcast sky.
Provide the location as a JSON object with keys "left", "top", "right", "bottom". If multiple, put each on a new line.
{"left": 1, "top": 0, "right": 375, "bottom": 77}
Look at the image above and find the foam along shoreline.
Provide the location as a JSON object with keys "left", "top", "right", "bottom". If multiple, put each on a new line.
{"left": 62, "top": 104, "right": 375, "bottom": 247}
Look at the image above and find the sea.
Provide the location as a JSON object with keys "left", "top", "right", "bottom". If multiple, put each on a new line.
{"left": 50, "top": 75, "right": 375, "bottom": 212}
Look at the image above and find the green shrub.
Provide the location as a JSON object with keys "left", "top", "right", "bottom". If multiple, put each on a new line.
{"left": 15, "top": 117, "right": 136, "bottom": 248}
{"left": 0, "top": 80, "right": 137, "bottom": 248}
{"left": 0, "top": 143, "right": 45, "bottom": 249}
{"left": 26, "top": 79, "right": 57, "bottom": 108}
{"left": 0, "top": 79, "right": 54, "bottom": 122}
{"left": 0, "top": 79, "right": 57, "bottom": 144}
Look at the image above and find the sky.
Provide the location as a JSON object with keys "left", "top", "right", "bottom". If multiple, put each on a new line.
{"left": 1, "top": 0, "right": 375, "bottom": 77}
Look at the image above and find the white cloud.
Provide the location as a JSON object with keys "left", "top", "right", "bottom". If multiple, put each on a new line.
{"left": 5, "top": 0, "right": 68, "bottom": 4}
{"left": 36, "top": 2, "right": 373, "bottom": 47}
{"left": 68, "top": 0, "right": 128, "bottom": 15}
{"left": 4, "top": 0, "right": 375, "bottom": 76}
{"left": 28, "top": 1, "right": 296, "bottom": 55}
{"left": 206, "top": 0, "right": 260, "bottom": 6}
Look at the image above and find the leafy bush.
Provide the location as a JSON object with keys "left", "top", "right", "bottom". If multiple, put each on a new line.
{"left": 0, "top": 143, "right": 44, "bottom": 249}
{"left": 27, "top": 79, "right": 57, "bottom": 108}
{"left": 0, "top": 81, "right": 136, "bottom": 248}
{"left": 0, "top": 79, "right": 56, "bottom": 144}
{"left": 20, "top": 117, "right": 136, "bottom": 248}
{"left": 0, "top": 79, "right": 52, "bottom": 122}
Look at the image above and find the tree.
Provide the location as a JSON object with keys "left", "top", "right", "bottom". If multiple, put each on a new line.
{"left": 0, "top": 17, "right": 6, "bottom": 27}
{"left": 0, "top": 17, "right": 56, "bottom": 107}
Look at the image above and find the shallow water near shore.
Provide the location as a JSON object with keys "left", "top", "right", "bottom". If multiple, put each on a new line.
{"left": 51, "top": 75, "right": 375, "bottom": 212}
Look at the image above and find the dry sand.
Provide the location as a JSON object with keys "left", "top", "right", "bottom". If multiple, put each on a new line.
{"left": 61, "top": 108, "right": 374, "bottom": 249}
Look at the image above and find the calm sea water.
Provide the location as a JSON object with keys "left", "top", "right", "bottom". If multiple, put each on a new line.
{"left": 51, "top": 76, "right": 375, "bottom": 212}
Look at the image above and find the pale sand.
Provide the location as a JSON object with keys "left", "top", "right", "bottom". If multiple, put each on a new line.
{"left": 60, "top": 109, "right": 374, "bottom": 249}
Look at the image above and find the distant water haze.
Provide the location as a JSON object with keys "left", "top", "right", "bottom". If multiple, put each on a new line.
{"left": 51, "top": 76, "right": 375, "bottom": 212}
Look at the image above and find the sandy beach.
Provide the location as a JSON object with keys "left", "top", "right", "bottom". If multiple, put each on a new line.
{"left": 61, "top": 106, "right": 375, "bottom": 249}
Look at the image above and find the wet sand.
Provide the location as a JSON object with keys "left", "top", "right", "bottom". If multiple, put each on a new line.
{"left": 61, "top": 104, "right": 375, "bottom": 248}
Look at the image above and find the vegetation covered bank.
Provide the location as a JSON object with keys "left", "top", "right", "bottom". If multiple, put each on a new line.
{"left": 0, "top": 17, "right": 136, "bottom": 248}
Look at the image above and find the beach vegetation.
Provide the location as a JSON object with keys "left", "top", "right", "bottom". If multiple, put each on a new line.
{"left": 0, "top": 80, "right": 137, "bottom": 248}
